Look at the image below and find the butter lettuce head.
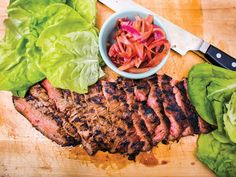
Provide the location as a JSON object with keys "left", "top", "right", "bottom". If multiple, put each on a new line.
{"left": 0, "top": 19, "right": 44, "bottom": 97}
{"left": 188, "top": 63, "right": 236, "bottom": 177}
{"left": 36, "top": 4, "right": 104, "bottom": 93}
{"left": 224, "top": 93, "right": 236, "bottom": 143}
{"left": 197, "top": 133, "right": 236, "bottom": 177}
{"left": 0, "top": 0, "right": 103, "bottom": 96}
{"left": 188, "top": 63, "right": 236, "bottom": 126}
{"left": 66, "top": 0, "right": 96, "bottom": 25}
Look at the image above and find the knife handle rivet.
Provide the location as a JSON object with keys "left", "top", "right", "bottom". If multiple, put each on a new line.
{"left": 232, "top": 62, "right": 236, "bottom": 68}
{"left": 216, "top": 53, "right": 222, "bottom": 59}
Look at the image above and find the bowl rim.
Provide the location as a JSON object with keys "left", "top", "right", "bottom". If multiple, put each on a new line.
{"left": 99, "top": 9, "right": 171, "bottom": 79}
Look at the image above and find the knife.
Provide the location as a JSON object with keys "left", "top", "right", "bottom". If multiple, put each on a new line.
{"left": 99, "top": 0, "right": 236, "bottom": 71}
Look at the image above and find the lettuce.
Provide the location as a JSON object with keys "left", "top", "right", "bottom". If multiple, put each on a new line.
{"left": 188, "top": 63, "right": 236, "bottom": 126}
{"left": 188, "top": 63, "right": 236, "bottom": 177}
{"left": 224, "top": 93, "right": 236, "bottom": 143}
{"left": 36, "top": 4, "right": 103, "bottom": 93}
{"left": 66, "top": 0, "right": 97, "bottom": 25}
{"left": 197, "top": 133, "right": 236, "bottom": 177}
{"left": 0, "top": 0, "right": 103, "bottom": 96}
{"left": 0, "top": 20, "right": 44, "bottom": 97}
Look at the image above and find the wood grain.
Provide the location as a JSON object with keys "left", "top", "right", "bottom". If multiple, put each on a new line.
{"left": 0, "top": 0, "right": 236, "bottom": 176}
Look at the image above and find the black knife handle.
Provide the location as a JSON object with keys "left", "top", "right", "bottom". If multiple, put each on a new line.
{"left": 204, "top": 45, "right": 236, "bottom": 71}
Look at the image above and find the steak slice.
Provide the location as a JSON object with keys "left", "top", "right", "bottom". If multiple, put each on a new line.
{"left": 68, "top": 94, "right": 100, "bottom": 155}
{"left": 41, "top": 80, "right": 72, "bottom": 113}
{"left": 134, "top": 79, "right": 150, "bottom": 101}
{"left": 133, "top": 79, "right": 160, "bottom": 138}
{"left": 121, "top": 78, "right": 160, "bottom": 141}
{"left": 30, "top": 84, "right": 80, "bottom": 140}
{"left": 170, "top": 79, "right": 194, "bottom": 136}
{"left": 118, "top": 78, "right": 153, "bottom": 151}
{"left": 138, "top": 103, "right": 160, "bottom": 138}
{"left": 175, "top": 80, "right": 200, "bottom": 134}
{"left": 147, "top": 75, "right": 170, "bottom": 144}
{"left": 102, "top": 80, "right": 145, "bottom": 157}
{"left": 13, "top": 92, "right": 79, "bottom": 146}
{"left": 41, "top": 80, "right": 99, "bottom": 155}
{"left": 183, "top": 79, "right": 211, "bottom": 133}
{"left": 158, "top": 74, "right": 186, "bottom": 140}
{"left": 84, "top": 82, "right": 115, "bottom": 152}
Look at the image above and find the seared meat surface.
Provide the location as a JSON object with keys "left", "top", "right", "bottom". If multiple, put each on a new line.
{"left": 13, "top": 74, "right": 212, "bottom": 159}
{"left": 13, "top": 84, "right": 80, "bottom": 146}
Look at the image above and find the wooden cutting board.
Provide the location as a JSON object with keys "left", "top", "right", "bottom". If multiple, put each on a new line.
{"left": 0, "top": 0, "right": 236, "bottom": 176}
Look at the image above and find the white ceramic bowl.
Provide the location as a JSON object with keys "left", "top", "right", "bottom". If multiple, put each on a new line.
{"left": 99, "top": 10, "right": 170, "bottom": 79}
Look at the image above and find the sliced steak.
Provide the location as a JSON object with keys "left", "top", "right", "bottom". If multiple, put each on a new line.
{"left": 102, "top": 80, "right": 145, "bottom": 157}
{"left": 30, "top": 84, "right": 80, "bottom": 140}
{"left": 138, "top": 103, "right": 161, "bottom": 139}
{"left": 13, "top": 74, "right": 213, "bottom": 160}
{"left": 147, "top": 75, "right": 170, "bottom": 145}
{"left": 134, "top": 79, "right": 150, "bottom": 101}
{"left": 121, "top": 78, "right": 160, "bottom": 140}
{"left": 84, "top": 82, "right": 115, "bottom": 152}
{"left": 41, "top": 80, "right": 72, "bottom": 113}
{"left": 133, "top": 79, "right": 160, "bottom": 137}
{"left": 118, "top": 78, "right": 153, "bottom": 151}
{"left": 13, "top": 94, "right": 79, "bottom": 146}
{"left": 66, "top": 93, "right": 101, "bottom": 155}
{"left": 175, "top": 80, "right": 200, "bottom": 134}
{"left": 158, "top": 74, "right": 186, "bottom": 140}
{"left": 41, "top": 80, "right": 99, "bottom": 155}
{"left": 170, "top": 79, "right": 194, "bottom": 136}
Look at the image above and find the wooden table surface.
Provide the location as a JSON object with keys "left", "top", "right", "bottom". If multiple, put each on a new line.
{"left": 0, "top": 0, "right": 236, "bottom": 176}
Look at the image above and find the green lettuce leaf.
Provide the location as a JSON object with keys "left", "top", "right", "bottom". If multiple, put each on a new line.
{"left": 188, "top": 63, "right": 236, "bottom": 125}
{"left": 224, "top": 92, "right": 236, "bottom": 143}
{"left": 0, "top": 0, "right": 103, "bottom": 96}
{"left": 66, "top": 0, "right": 97, "bottom": 25}
{"left": 36, "top": 4, "right": 103, "bottom": 93}
{"left": 0, "top": 0, "right": 66, "bottom": 96}
{"left": 197, "top": 133, "right": 236, "bottom": 177}
{"left": 0, "top": 20, "right": 44, "bottom": 97}
{"left": 188, "top": 63, "right": 236, "bottom": 177}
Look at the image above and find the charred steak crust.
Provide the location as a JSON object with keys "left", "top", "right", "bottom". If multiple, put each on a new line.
{"left": 147, "top": 75, "right": 170, "bottom": 145}
{"left": 102, "top": 80, "right": 145, "bottom": 157}
{"left": 41, "top": 80, "right": 100, "bottom": 155}
{"left": 158, "top": 75, "right": 187, "bottom": 140}
{"left": 175, "top": 80, "right": 200, "bottom": 134}
{"left": 182, "top": 79, "right": 212, "bottom": 133}
{"left": 13, "top": 93, "right": 80, "bottom": 146}
{"left": 13, "top": 75, "right": 212, "bottom": 160}
{"left": 122, "top": 78, "right": 161, "bottom": 145}
{"left": 119, "top": 78, "right": 153, "bottom": 152}
{"left": 30, "top": 84, "right": 80, "bottom": 141}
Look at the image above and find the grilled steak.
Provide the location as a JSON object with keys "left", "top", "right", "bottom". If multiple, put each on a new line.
{"left": 41, "top": 80, "right": 100, "bottom": 155}
{"left": 134, "top": 79, "right": 150, "bottom": 101}
{"left": 147, "top": 75, "right": 170, "bottom": 144}
{"left": 120, "top": 78, "right": 160, "bottom": 146}
{"left": 117, "top": 78, "right": 153, "bottom": 151}
{"left": 170, "top": 79, "right": 194, "bottom": 136}
{"left": 157, "top": 75, "right": 187, "bottom": 140}
{"left": 13, "top": 85, "right": 80, "bottom": 146}
{"left": 102, "top": 80, "right": 145, "bottom": 158}
{"left": 13, "top": 74, "right": 212, "bottom": 160}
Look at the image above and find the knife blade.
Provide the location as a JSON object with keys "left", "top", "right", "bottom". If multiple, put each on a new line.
{"left": 99, "top": 0, "right": 236, "bottom": 71}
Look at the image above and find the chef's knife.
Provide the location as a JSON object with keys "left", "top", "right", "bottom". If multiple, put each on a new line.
{"left": 99, "top": 0, "right": 236, "bottom": 71}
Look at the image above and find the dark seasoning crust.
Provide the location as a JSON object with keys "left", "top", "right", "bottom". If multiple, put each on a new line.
{"left": 13, "top": 74, "right": 212, "bottom": 160}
